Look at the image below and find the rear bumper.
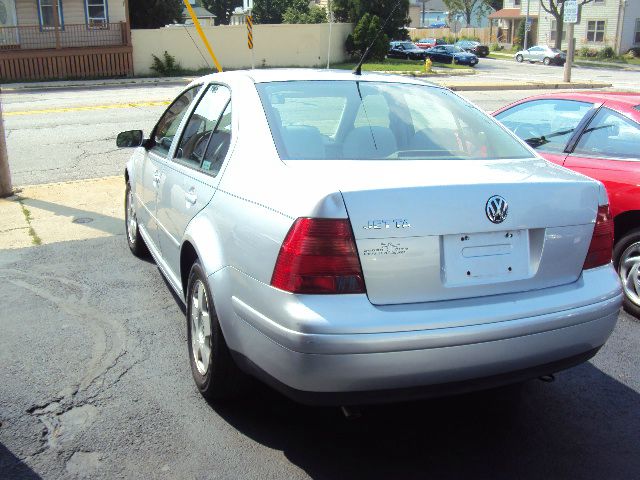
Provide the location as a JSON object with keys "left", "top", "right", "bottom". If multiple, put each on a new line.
{"left": 212, "top": 265, "right": 621, "bottom": 404}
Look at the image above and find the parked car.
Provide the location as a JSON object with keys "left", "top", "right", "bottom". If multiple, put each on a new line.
{"left": 514, "top": 45, "right": 566, "bottom": 65}
{"left": 388, "top": 41, "right": 429, "bottom": 60}
{"left": 117, "top": 69, "right": 621, "bottom": 405}
{"left": 415, "top": 37, "right": 442, "bottom": 49}
{"left": 494, "top": 92, "right": 640, "bottom": 316}
{"left": 455, "top": 40, "right": 490, "bottom": 57}
{"left": 424, "top": 45, "right": 479, "bottom": 66}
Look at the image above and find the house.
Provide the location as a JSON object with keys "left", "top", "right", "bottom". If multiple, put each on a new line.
{"left": 409, "top": 0, "right": 493, "bottom": 28}
{"left": 491, "top": 0, "right": 640, "bottom": 54}
{"left": 230, "top": 0, "right": 253, "bottom": 25}
{"left": 183, "top": 0, "right": 215, "bottom": 27}
{"left": 0, "top": 0, "right": 132, "bottom": 81}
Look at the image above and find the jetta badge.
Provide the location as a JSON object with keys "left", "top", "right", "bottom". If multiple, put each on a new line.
{"left": 485, "top": 196, "right": 508, "bottom": 224}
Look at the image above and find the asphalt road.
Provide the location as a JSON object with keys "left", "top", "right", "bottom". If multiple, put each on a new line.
{"left": 1, "top": 63, "right": 639, "bottom": 479}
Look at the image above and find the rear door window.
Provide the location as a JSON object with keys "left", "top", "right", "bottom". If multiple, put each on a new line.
{"left": 573, "top": 108, "right": 640, "bottom": 160}
{"left": 174, "top": 84, "right": 231, "bottom": 171}
{"left": 495, "top": 99, "right": 594, "bottom": 153}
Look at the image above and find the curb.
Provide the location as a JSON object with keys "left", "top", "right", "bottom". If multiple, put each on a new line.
{"left": 440, "top": 81, "right": 612, "bottom": 91}
{"left": 1, "top": 76, "right": 195, "bottom": 92}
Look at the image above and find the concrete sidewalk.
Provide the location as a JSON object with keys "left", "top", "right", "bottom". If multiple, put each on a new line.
{"left": 0, "top": 176, "right": 123, "bottom": 249}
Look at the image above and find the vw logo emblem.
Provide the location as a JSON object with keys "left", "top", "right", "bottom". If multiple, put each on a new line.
{"left": 486, "top": 196, "right": 508, "bottom": 224}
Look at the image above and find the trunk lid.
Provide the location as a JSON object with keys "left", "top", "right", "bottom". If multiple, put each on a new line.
{"left": 291, "top": 159, "right": 599, "bottom": 305}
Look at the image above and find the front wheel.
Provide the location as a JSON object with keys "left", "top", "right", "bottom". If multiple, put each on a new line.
{"left": 614, "top": 228, "right": 640, "bottom": 318}
{"left": 125, "top": 181, "right": 148, "bottom": 258}
{"left": 543, "top": 57, "right": 551, "bottom": 66}
{"left": 516, "top": 54, "right": 523, "bottom": 63}
{"left": 186, "top": 261, "right": 249, "bottom": 400}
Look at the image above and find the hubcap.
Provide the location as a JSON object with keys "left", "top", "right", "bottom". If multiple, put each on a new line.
{"left": 126, "top": 189, "right": 137, "bottom": 245}
{"left": 619, "top": 241, "right": 640, "bottom": 307}
{"left": 190, "top": 280, "right": 212, "bottom": 376}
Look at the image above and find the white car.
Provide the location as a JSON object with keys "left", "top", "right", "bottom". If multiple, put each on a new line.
{"left": 515, "top": 45, "right": 567, "bottom": 65}
{"left": 117, "top": 69, "right": 621, "bottom": 405}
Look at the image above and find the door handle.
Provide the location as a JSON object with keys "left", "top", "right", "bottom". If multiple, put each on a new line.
{"left": 185, "top": 189, "right": 197, "bottom": 206}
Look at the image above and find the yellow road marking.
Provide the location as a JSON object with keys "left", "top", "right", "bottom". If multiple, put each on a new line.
{"left": 5, "top": 100, "right": 171, "bottom": 117}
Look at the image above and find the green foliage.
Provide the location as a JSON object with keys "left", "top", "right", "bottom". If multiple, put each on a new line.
{"left": 332, "top": 0, "right": 410, "bottom": 40}
{"left": 201, "top": 0, "right": 243, "bottom": 25}
{"left": 490, "top": 43, "right": 503, "bottom": 51}
{"left": 253, "top": 0, "right": 308, "bottom": 24}
{"left": 282, "top": 5, "right": 327, "bottom": 24}
{"left": 131, "top": 0, "right": 183, "bottom": 29}
{"left": 513, "top": 19, "right": 531, "bottom": 49}
{"left": 578, "top": 46, "right": 598, "bottom": 58}
{"left": 598, "top": 46, "right": 615, "bottom": 59}
{"left": 627, "top": 47, "right": 640, "bottom": 58}
{"left": 150, "top": 51, "right": 183, "bottom": 76}
{"left": 346, "top": 13, "right": 389, "bottom": 62}
{"left": 443, "top": 0, "right": 493, "bottom": 27}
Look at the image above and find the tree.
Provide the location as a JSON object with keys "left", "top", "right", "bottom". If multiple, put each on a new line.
{"left": 540, "top": 0, "right": 594, "bottom": 50}
{"left": 332, "top": 0, "right": 410, "bottom": 40}
{"left": 443, "top": 0, "right": 492, "bottom": 27}
{"left": 131, "top": 0, "right": 183, "bottom": 29}
{"left": 201, "top": 0, "right": 243, "bottom": 26}
{"left": 283, "top": 5, "right": 327, "bottom": 24}
{"left": 252, "top": 0, "right": 308, "bottom": 24}
{"left": 345, "top": 13, "right": 389, "bottom": 62}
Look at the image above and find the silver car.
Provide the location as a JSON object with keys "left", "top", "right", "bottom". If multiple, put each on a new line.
{"left": 515, "top": 45, "right": 567, "bottom": 65}
{"left": 117, "top": 69, "right": 621, "bottom": 405}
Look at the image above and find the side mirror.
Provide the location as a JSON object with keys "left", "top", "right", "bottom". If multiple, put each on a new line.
{"left": 116, "top": 130, "right": 144, "bottom": 148}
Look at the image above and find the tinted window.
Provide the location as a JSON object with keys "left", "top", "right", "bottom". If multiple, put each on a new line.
{"left": 573, "top": 108, "right": 640, "bottom": 160}
{"left": 175, "top": 84, "right": 231, "bottom": 169}
{"left": 152, "top": 86, "right": 200, "bottom": 157}
{"left": 257, "top": 81, "right": 534, "bottom": 161}
{"left": 496, "top": 99, "right": 593, "bottom": 153}
{"left": 201, "top": 103, "right": 232, "bottom": 177}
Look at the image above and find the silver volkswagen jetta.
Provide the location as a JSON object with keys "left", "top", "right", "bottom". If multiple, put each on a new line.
{"left": 117, "top": 69, "right": 622, "bottom": 405}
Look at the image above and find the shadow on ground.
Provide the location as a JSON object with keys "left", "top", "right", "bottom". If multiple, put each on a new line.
{"left": 0, "top": 444, "right": 41, "bottom": 479}
{"left": 212, "top": 361, "right": 639, "bottom": 480}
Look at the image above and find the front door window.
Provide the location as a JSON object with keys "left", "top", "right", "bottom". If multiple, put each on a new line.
{"left": 151, "top": 86, "right": 201, "bottom": 157}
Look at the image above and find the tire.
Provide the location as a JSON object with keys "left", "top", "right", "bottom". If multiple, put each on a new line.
{"left": 125, "top": 181, "right": 149, "bottom": 258}
{"left": 186, "top": 261, "right": 248, "bottom": 400}
{"left": 516, "top": 54, "right": 523, "bottom": 63}
{"left": 613, "top": 228, "right": 640, "bottom": 318}
{"left": 543, "top": 57, "right": 551, "bottom": 66}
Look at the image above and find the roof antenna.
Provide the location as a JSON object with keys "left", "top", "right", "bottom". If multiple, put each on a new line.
{"left": 354, "top": 0, "right": 404, "bottom": 76}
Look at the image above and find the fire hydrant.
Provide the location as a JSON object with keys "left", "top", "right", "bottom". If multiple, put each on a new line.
{"left": 423, "top": 56, "right": 432, "bottom": 74}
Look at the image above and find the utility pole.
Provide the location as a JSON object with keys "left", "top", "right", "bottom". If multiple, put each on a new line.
{"left": 0, "top": 95, "right": 13, "bottom": 198}
{"left": 327, "top": 0, "right": 332, "bottom": 68}
{"left": 563, "top": 0, "right": 578, "bottom": 83}
{"left": 523, "top": 0, "right": 530, "bottom": 50}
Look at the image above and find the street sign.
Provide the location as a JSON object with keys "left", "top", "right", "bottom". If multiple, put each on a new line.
{"left": 564, "top": 0, "right": 578, "bottom": 24}
{"left": 246, "top": 15, "right": 253, "bottom": 50}
{"left": 525, "top": 18, "right": 532, "bottom": 32}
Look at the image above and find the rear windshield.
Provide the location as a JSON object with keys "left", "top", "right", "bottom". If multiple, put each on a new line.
{"left": 256, "top": 80, "right": 533, "bottom": 161}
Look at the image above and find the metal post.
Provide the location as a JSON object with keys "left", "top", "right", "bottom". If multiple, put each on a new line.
{"left": 563, "top": 22, "right": 575, "bottom": 83}
{"left": 326, "top": 0, "right": 332, "bottom": 69}
{"left": 421, "top": 1, "right": 426, "bottom": 28}
{"left": 183, "top": 0, "right": 223, "bottom": 72}
{"left": 523, "top": 0, "right": 530, "bottom": 50}
{"left": 0, "top": 95, "right": 13, "bottom": 198}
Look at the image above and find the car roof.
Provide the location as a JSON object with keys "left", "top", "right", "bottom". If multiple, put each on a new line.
{"left": 516, "top": 91, "right": 640, "bottom": 108}
{"left": 188, "top": 68, "right": 438, "bottom": 88}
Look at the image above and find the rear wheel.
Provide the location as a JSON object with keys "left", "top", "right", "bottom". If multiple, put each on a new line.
{"left": 543, "top": 57, "right": 551, "bottom": 66}
{"left": 516, "top": 54, "right": 523, "bottom": 63}
{"left": 125, "top": 181, "right": 148, "bottom": 258}
{"left": 614, "top": 229, "right": 640, "bottom": 318}
{"left": 186, "top": 261, "right": 249, "bottom": 400}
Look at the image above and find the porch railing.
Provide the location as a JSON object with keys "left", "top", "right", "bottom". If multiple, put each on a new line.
{"left": 0, "top": 22, "right": 130, "bottom": 51}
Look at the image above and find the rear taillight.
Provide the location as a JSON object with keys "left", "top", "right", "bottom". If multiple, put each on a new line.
{"left": 270, "top": 218, "right": 366, "bottom": 294}
{"left": 583, "top": 204, "right": 614, "bottom": 270}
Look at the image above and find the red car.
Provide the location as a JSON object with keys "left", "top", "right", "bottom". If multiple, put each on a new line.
{"left": 415, "top": 38, "right": 440, "bottom": 49}
{"left": 494, "top": 92, "right": 640, "bottom": 316}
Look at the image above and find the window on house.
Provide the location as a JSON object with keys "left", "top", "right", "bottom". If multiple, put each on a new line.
{"left": 86, "top": 0, "right": 108, "bottom": 28}
{"left": 39, "top": 0, "right": 64, "bottom": 29}
{"left": 635, "top": 19, "right": 640, "bottom": 44}
{"left": 587, "top": 20, "right": 606, "bottom": 42}
{"left": 514, "top": 0, "right": 521, "bottom": 5}
{"left": 550, "top": 20, "right": 566, "bottom": 43}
